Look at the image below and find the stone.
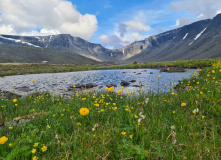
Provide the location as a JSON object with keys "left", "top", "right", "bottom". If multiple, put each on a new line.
{"left": 120, "top": 81, "right": 130, "bottom": 86}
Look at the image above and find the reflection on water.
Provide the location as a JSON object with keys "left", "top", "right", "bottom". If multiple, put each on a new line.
{"left": 0, "top": 69, "right": 198, "bottom": 95}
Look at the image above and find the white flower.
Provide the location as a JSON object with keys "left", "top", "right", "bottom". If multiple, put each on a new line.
{"left": 92, "top": 123, "right": 99, "bottom": 131}
{"left": 171, "top": 125, "right": 175, "bottom": 130}
{"left": 193, "top": 108, "right": 199, "bottom": 113}
{"left": 139, "top": 112, "right": 145, "bottom": 119}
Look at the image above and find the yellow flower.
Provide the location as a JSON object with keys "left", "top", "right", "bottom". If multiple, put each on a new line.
{"left": 9, "top": 126, "right": 13, "bottom": 130}
{"left": 100, "top": 109, "right": 104, "bottom": 112}
{"left": 73, "top": 85, "right": 76, "bottom": 88}
{"left": 202, "top": 116, "right": 205, "bottom": 119}
{"left": 33, "top": 143, "right": 38, "bottom": 147}
{"left": 134, "top": 115, "right": 138, "bottom": 118}
{"left": 197, "top": 82, "right": 199, "bottom": 84}
{"left": 0, "top": 136, "right": 8, "bottom": 144}
{"left": 94, "top": 103, "right": 99, "bottom": 107}
{"left": 33, "top": 156, "right": 39, "bottom": 160}
{"left": 121, "top": 132, "right": 126, "bottom": 136}
{"left": 181, "top": 103, "right": 186, "bottom": 107}
{"left": 171, "top": 92, "right": 175, "bottom": 95}
{"left": 173, "top": 111, "right": 176, "bottom": 114}
{"left": 165, "top": 84, "right": 167, "bottom": 86}
{"left": 130, "top": 135, "right": 133, "bottom": 139}
{"left": 9, "top": 143, "right": 12, "bottom": 147}
{"left": 79, "top": 108, "right": 89, "bottom": 116}
{"left": 108, "top": 87, "right": 114, "bottom": 92}
{"left": 41, "top": 146, "right": 47, "bottom": 152}
{"left": 77, "top": 122, "right": 81, "bottom": 126}
{"left": 32, "top": 148, "right": 36, "bottom": 154}
{"left": 117, "top": 90, "right": 122, "bottom": 95}
{"left": 121, "top": 86, "right": 124, "bottom": 89}
{"left": 32, "top": 80, "right": 35, "bottom": 82}
{"left": 158, "top": 75, "right": 161, "bottom": 78}
{"left": 212, "top": 70, "right": 215, "bottom": 73}
{"left": 200, "top": 92, "right": 203, "bottom": 94}
{"left": 13, "top": 99, "right": 17, "bottom": 103}
{"left": 12, "top": 88, "right": 14, "bottom": 91}
{"left": 113, "top": 103, "right": 116, "bottom": 106}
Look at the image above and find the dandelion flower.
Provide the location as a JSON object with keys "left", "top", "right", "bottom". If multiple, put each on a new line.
{"left": 32, "top": 80, "right": 35, "bottom": 83}
{"left": 158, "top": 75, "right": 161, "bottom": 78}
{"left": 130, "top": 135, "right": 133, "bottom": 139}
{"left": 33, "top": 143, "right": 38, "bottom": 147}
{"left": 79, "top": 108, "right": 89, "bottom": 116}
{"left": 13, "top": 99, "right": 17, "bottom": 103}
{"left": 33, "top": 156, "right": 39, "bottom": 160}
{"left": 9, "top": 126, "right": 13, "bottom": 130}
{"left": 32, "top": 149, "right": 36, "bottom": 154}
{"left": 181, "top": 103, "right": 186, "bottom": 107}
{"left": 12, "top": 88, "right": 14, "bottom": 91}
{"left": 108, "top": 87, "right": 114, "bottom": 92}
{"left": 41, "top": 146, "right": 47, "bottom": 152}
{"left": 121, "top": 132, "right": 126, "bottom": 136}
{"left": 0, "top": 136, "right": 8, "bottom": 144}
{"left": 117, "top": 90, "right": 122, "bottom": 95}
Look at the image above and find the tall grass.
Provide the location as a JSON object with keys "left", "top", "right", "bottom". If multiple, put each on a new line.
{"left": 0, "top": 60, "right": 220, "bottom": 159}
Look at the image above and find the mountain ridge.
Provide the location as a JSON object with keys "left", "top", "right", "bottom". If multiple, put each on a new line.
{"left": 1, "top": 14, "right": 221, "bottom": 64}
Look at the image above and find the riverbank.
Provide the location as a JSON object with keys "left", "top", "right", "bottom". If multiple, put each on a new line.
{"left": 0, "top": 60, "right": 220, "bottom": 159}
{"left": 0, "top": 58, "right": 220, "bottom": 77}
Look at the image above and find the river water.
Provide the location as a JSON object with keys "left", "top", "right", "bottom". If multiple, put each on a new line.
{"left": 0, "top": 69, "right": 197, "bottom": 96}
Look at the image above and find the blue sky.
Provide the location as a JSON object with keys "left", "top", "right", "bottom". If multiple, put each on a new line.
{"left": 0, "top": 0, "right": 221, "bottom": 49}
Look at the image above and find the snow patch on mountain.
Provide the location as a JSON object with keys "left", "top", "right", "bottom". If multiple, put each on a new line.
{"left": 189, "top": 28, "right": 207, "bottom": 45}
{"left": 183, "top": 33, "right": 188, "bottom": 40}
{"left": 0, "top": 35, "right": 40, "bottom": 48}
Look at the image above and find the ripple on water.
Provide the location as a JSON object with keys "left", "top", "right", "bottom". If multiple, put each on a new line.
{"left": 0, "top": 69, "right": 198, "bottom": 96}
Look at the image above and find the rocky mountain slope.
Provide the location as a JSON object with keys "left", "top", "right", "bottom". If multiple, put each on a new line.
{"left": 1, "top": 14, "right": 221, "bottom": 64}
{"left": 119, "top": 14, "right": 221, "bottom": 62}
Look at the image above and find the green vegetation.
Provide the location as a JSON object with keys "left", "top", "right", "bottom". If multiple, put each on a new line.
{"left": 0, "top": 60, "right": 220, "bottom": 159}
{"left": 0, "top": 58, "right": 220, "bottom": 77}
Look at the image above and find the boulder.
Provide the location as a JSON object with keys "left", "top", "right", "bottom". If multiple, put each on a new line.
{"left": 129, "top": 80, "right": 136, "bottom": 83}
{"left": 0, "top": 91, "right": 21, "bottom": 99}
{"left": 120, "top": 81, "right": 130, "bottom": 86}
{"left": 106, "top": 84, "right": 117, "bottom": 87}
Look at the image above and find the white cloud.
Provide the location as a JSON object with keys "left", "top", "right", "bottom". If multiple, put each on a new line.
{"left": 131, "top": 33, "right": 143, "bottom": 40}
{"left": 171, "top": 0, "right": 221, "bottom": 20}
{"left": 40, "top": 28, "right": 60, "bottom": 35}
{"left": 0, "top": 25, "right": 16, "bottom": 35}
{"left": 124, "top": 21, "right": 151, "bottom": 32}
{"left": 99, "top": 35, "right": 123, "bottom": 49}
{"left": 0, "top": 0, "right": 98, "bottom": 40}
{"left": 175, "top": 16, "right": 192, "bottom": 28}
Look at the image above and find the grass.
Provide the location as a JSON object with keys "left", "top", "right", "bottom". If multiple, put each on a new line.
{"left": 0, "top": 58, "right": 220, "bottom": 77}
{"left": 0, "top": 60, "right": 221, "bottom": 159}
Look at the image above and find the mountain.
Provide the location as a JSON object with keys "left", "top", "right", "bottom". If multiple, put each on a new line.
{"left": 119, "top": 14, "right": 221, "bottom": 62}
{"left": 1, "top": 14, "right": 221, "bottom": 64}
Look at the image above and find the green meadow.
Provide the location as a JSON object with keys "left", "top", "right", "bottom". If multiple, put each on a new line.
{"left": 0, "top": 58, "right": 220, "bottom": 77}
{"left": 0, "top": 60, "right": 221, "bottom": 159}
